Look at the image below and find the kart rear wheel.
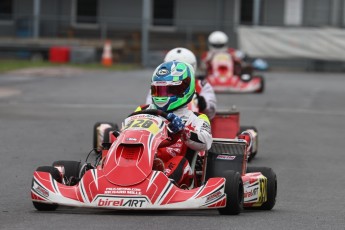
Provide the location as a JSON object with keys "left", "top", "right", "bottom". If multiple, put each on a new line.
{"left": 52, "top": 160, "right": 81, "bottom": 179}
{"left": 32, "top": 166, "right": 60, "bottom": 211}
{"left": 93, "top": 122, "right": 118, "bottom": 152}
{"left": 238, "top": 126, "right": 258, "bottom": 162}
{"left": 217, "top": 170, "right": 244, "bottom": 215}
{"left": 246, "top": 167, "right": 277, "bottom": 210}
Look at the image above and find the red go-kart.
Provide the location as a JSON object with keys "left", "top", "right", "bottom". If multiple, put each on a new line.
{"left": 206, "top": 52, "right": 264, "bottom": 93}
{"left": 31, "top": 110, "right": 276, "bottom": 214}
{"left": 187, "top": 98, "right": 259, "bottom": 161}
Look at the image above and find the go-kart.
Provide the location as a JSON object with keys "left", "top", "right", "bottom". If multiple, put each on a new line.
{"left": 31, "top": 110, "right": 276, "bottom": 214}
{"left": 187, "top": 96, "right": 259, "bottom": 161}
{"left": 206, "top": 52, "right": 264, "bottom": 93}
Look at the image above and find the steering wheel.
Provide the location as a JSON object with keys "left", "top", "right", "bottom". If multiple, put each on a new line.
{"left": 127, "top": 109, "right": 181, "bottom": 147}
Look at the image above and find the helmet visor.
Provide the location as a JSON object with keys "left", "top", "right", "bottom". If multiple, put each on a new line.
{"left": 151, "top": 77, "right": 191, "bottom": 98}
{"left": 211, "top": 43, "right": 226, "bottom": 49}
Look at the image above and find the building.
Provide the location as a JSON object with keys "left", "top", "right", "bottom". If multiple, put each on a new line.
{"left": 1, "top": 0, "right": 345, "bottom": 69}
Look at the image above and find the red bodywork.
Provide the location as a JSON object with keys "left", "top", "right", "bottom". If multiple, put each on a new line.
{"left": 211, "top": 111, "right": 240, "bottom": 139}
{"left": 31, "top": 114, "right": 228, "bottom": 210}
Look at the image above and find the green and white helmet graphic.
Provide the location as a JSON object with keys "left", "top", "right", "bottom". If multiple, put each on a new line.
{"left": 151, "top": 61, "right": 195, "bottom": 112}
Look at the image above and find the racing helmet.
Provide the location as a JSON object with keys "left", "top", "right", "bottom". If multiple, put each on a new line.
{"left": 164, "top": 47, "right": 197, "bottom": 71}
{"left": 208, "top": 31, "right": 228, "bottom": 51}
{"left": 151, "top": 61, "right": 195, "bottom": 112}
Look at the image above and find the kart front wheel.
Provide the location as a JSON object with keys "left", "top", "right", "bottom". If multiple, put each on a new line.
{"left": 32, "top": 166, "right": 60, "bottom": 211}
{"left": 93, "top": 122, "right": 118, "bottom": 152}
{"left": 52, "top": 160, "right": 81, "bottom": 182}
{"left": 255, "top": 75, "right": 265, "bottom": 93}
{"left": 246, "top": 166, "right": 277, "bottom": 210}
{"left": 218, "top": 170, "right": 244, "bottom": 215}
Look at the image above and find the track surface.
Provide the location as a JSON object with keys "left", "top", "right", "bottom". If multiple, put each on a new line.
{"left": 0, "top": 69, "right": 344, "bottom": 229}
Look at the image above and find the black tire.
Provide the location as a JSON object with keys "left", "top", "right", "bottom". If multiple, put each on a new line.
{"left": 93, "top": 122, "right": 118, "bottom": 151}
{"left": 32, "top": 166, "right": 60, "bottom": 211}
{"left": 255, "top": 75, "right": 265, "bottom": 93}
{"left": 52, "top": 161, "right": 81, "bottom": 179}
{"left": 239, "top": 126, "right": 258, "bottom": 134}
{"left": 238, "top": 126, "right": 258, "bottom": 162}
{"left": 246, "top": 167, "right": 277, "bottom": 210}
{"left": 217, "top": 170, "right": 244, "bottom": 215}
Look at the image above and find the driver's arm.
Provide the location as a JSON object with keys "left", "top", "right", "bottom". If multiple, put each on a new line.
{"left": 199, "top": 81, "right": 217, "bottom": 120}
{"left": 183, "top": 113, "right": 212, "bottom": 151}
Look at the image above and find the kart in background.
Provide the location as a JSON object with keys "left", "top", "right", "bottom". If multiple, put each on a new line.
{"left": 187, "top": 97, "right": 258, "bottom": 161}
{"left": 210, "top": 109, "right": 259, "bottom": 162}
{"left": 31, "top": 110, "right": 276, "bottom": 214}
{"left": 206, "top": 52, "right": 264, "bottom": 93}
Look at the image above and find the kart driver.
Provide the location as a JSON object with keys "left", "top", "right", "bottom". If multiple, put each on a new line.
{"left": 200, "top": 31, "right": 252, "bottom": 77}
{"left": 137, "top": 61, "right": 212, "bottom": 189}
{"left": 146, "top": 47, "right": 217, "bottom": 120}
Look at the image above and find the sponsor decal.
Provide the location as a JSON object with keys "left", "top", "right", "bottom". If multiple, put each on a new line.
{"left": 201, "top": 123, "right": 211, "bottom": 133}
{"left": 34, "top": 184, "right": 49, "bottom": 198}
{"left": 166, "top": 146, "right": 181, "bottom": 157}
{"left": 105, "top": 187, "right": 142, "bottom": 195}
{"left": 244, "top": 187, "right": 259, "bottom": 198}
{"left": 206, "top": 191, "right": 222, "bottom": 203}
{"left": 167, "top": 162, "right": 175, "bottom": 170}
{"left": 126, "top": 137, "right": 137, "bottom": 142}
{"left": 217, "top": 155, "right": 236, "bottom": 160}
{"left": 132, "top": 114, "right": 155, "bottom": 119}
{"left": 157, "top": 69, "right": 170, "bottom": 76}
{"left": 170, "top": 142, "right": 183, "bottom": 148}
{"left": 97, "top": 196, "right": 148, "bottom": 208}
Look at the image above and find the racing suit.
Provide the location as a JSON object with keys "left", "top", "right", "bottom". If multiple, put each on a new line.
{"left": 194, "top": 78, "right": 217, "bottom": 120}
{"left": 135, "top": 104, "right": 213, "bottom": 188}
{"left": 145, "top": 79, "right": 217, "bottom": 120}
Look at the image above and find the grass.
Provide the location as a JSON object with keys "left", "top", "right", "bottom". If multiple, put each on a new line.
{"left": 0, "top": 59, "right": 142, "bottom": 73}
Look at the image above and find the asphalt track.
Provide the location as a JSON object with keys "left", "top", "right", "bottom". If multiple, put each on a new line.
{"left": 0, "top": 68, "right": 344, "bottom": 230}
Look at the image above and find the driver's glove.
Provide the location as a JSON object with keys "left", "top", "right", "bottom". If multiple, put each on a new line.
{"left": 167, "top": 113, "right": 185, "bottom": 134}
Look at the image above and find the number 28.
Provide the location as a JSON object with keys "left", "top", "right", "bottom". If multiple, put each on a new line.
{"left": 125, "top": 119, "right": 153, "bottom": 129}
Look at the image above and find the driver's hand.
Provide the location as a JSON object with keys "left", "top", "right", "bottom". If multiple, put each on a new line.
{"left": 167, "top": 113, "right": 184, "bottom": 134}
